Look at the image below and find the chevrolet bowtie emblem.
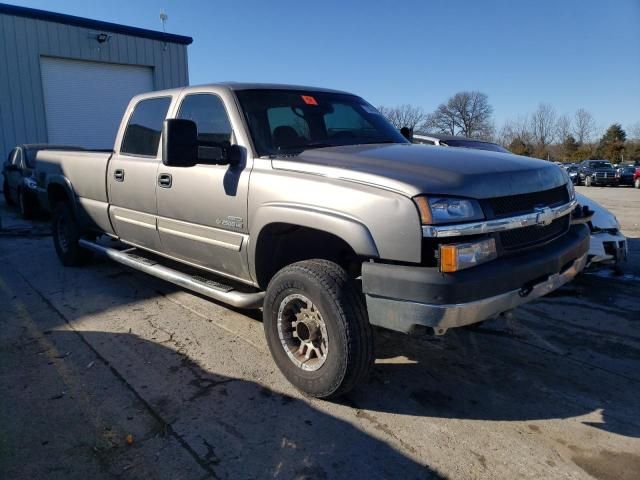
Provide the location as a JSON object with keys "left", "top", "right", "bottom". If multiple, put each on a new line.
{"left": 534, "top": 206, "right": 554, "bottom": 226}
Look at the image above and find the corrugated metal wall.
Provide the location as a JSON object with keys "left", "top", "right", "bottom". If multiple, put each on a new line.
{"left": 0, "top": 11, "right": 189, "bottom": 161}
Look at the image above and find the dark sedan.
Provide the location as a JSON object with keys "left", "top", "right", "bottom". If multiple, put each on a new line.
{"left": 616, "top": 165, "right": 639, "bottom": 187}
{"left": 2, "top": 144, "right": 81, "bottom": 218}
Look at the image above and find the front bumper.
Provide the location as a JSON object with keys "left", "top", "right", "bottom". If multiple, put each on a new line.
{"left": 362, "top": 224, "right": 589, "bottom": 334}
{"left": 587, "top": 230, "right": 627, "bottom": 267}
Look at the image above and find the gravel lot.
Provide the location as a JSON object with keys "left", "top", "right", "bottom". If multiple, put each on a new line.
{"left": 1, "top": 187, "right": 639, "bottom": 480}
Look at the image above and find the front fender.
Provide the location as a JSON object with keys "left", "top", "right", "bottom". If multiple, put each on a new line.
{"left": 248, "top": 202, "right": 379, "bottom": 280}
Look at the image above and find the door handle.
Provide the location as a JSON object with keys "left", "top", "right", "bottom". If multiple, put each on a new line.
{"left": 114, "top": 169, "right": 125, "bottom": 182}
{"left": 158, "top": 173, "right": 172, "bottom": 188}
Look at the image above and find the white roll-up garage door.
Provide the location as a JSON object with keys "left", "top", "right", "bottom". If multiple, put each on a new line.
{"left": 40, "top": 57, "right": 154, "bottom": 149}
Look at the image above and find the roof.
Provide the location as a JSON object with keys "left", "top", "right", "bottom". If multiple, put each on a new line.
{"left": 415, "top": 133, "right": 495, "bottom": 142}
{"left": 137, "top": 82, "right": 355, "bottom": 99}
{"left": 0, "top": 3, "right": 193, "bottom": 45}
{"left": 217, "top": 82, "right": 352, "bottom": 95}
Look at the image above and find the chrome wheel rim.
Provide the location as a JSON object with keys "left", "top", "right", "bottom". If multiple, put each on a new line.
{"left": 277, "top": 294, "right": 328, "bottom": 371}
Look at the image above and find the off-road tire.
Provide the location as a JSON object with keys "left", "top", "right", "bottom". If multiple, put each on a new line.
{"left": 3, "top": 179, "right": 13, "bottom": 205}
{"left": 263, "top": 259, "right": 374, "bottom": 399}
{"left": 18, "top": 188, "right": 34, "bottom": 219}
{"left": 52, "top": 202, "right": 93, "bottom": 266}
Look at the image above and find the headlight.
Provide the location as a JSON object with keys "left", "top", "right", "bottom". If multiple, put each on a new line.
{"left": 566, "top": 181, "right": 575, "bottom": 201}
{"left": 413, "top": 196, "right": 484, "bottom": 224}
{"left": 439, "top": 238, "right": 497, "bottom": 272}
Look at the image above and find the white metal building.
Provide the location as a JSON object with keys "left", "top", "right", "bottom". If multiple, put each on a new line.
{"left": 0, "top": 3, "right": 192, "bottom": 158}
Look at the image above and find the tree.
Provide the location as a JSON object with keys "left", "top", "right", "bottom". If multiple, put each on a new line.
{"left": 597, "top": 123, "right": 626, "bottom": 162}
{"left": 573, "top": 108, "right": 596, "bottom": 144}
{"left": 377, "top": 104, "right": 428, "bottom": 131}
{"left": 426, "top": 91, "right": 494, "bottom": 139}
{"left": 556, "top": 114, "right": 572, "bottom": 143}
{"left": 508, "top": 138, "right": 532, "bottom": 156}
{"left": 529, "top": 103, "right": 557, "bottom": 151}
{"left": 561, "top": 135, "right": 579, "bottom": 161}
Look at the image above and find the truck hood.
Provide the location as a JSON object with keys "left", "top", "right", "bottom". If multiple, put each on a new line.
{"left": 271, "top": 143, "right": 569, "bottom": 199}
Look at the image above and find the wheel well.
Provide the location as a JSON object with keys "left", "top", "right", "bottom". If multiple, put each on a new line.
{"left": 48, "top": 183, "right": 70, "bottom": 208}
{"left": 254, "top": 223, "right": 362, "bottom": 289}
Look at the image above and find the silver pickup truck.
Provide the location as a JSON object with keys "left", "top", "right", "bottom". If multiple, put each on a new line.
{"left": 36, "top": 83, "right": 589, "bottom": 398}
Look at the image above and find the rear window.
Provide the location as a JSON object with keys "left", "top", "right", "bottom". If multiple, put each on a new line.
{"left": 121, "top": 97, "right": 172, "bottom": 156}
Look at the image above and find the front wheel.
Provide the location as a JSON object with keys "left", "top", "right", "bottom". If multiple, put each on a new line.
{"left": 585, "top": 176, "right": 592, "bottom": 187}
{"left": 635, "top": 178, "right": 640, "bottom": 189}
{"left": 263, "top": 259, "right": 374, "bottom": 399}
{"left": 52, "top": 202, "right": 93, "bottom": 266}
{"left": 18, "top": 189, "right": 34, "bottom": 219}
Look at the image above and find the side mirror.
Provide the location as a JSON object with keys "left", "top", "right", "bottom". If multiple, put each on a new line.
{"left": 162, "top": 119, "right": 198, "bottom": 167}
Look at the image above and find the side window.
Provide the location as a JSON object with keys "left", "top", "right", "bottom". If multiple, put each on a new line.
{"left": 178, "top": 94, "right": 232, "bottom": 148}
{"left": 14, "top": 149, "right": 23, "bottom": 168}
{"left": 121, "top": 97, "right": 172, "bottom": 156}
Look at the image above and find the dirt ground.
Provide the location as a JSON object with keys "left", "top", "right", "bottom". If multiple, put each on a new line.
{"left": 1, "top": 186, "right": 639, "bottom": 480}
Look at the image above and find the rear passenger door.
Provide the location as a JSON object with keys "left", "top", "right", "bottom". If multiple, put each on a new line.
{"left": 107, "top": 96, "right": 171, "bottom": 251}
{"left": 155, "top": 92, "right": 252, "bottom": 281}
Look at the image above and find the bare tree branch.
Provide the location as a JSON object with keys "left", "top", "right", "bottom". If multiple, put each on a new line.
{"left": 573, "top": 108, "right": 596, "bottom": 144}
{"left": 377, "top": 104, "right": 428, "bottom": 131}
{"left": 425, "top": 91, "right": 494, "bottom": 139}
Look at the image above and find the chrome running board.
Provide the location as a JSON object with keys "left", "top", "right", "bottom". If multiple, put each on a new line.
{"left": 79, "top": 239, "right": 264, "bottom": 309}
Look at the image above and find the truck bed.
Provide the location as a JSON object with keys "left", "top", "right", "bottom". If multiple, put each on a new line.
{"left": 36, "top": 149, "right": 114, "bottom": 234}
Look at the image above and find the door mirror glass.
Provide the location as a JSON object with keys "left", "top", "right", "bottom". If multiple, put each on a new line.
{"left": 162, "top": 119, "right": 198, "bottom": 167}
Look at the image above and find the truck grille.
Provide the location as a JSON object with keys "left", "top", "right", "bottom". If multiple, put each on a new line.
{"left": 488, "top": 186, "right": 569, "bottom": 218}
{"left": 499, "top": 215, "right": 570, "bottom": 251}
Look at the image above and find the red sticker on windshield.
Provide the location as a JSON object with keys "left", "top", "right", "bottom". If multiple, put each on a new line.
{"left": 301, "top": 95, "right": 318, "bottom": 106}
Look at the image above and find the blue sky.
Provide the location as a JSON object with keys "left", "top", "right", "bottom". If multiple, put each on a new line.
{"left": 8, "top": 0, "right": 640, "bottom": 133}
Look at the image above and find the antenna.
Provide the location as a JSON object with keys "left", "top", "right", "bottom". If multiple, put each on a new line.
{"left": 160, "top": 10, "right": 168, "bottom": 32}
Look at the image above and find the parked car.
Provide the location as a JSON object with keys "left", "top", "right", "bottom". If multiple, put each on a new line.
{"left": 575, "top": 193, "right": 627, "bottom": 270}
{"left": 36, "top": 83, "right": 588, "bottom": 398}
{"left": 616, "top": 165, "right": 640, "bottom": 187}
{"left": 413, "top": 134, "right": 510, "bottom": 153}
{"left": 564, "top": 164, "right": 580, "bottom": 184}
{"left": 2, "top": 144, "right": 81, "bottom": 217}
{"left": 577, "top": 159, "right": 618, "bottom": 187}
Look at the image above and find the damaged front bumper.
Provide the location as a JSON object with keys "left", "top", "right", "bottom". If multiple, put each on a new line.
{"left": 362, "top": 224, "right": 590, "bottom": 335}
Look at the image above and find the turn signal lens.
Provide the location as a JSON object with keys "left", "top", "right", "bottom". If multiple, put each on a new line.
{"left": 439, "top": 238, "right": 497, "bottom": 272}
{"left": 413, "top": 196, "right": 432, "bottom": 224}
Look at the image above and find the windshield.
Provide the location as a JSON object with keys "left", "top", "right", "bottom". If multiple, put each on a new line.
{"left": 235, "top": 89, "right": 408, "bottom": 156}
{"left": 589, "top": 161, "right": 613, "bottom": 169}
{"left": 441, "top": 139, "right": 509, "bottom": 153}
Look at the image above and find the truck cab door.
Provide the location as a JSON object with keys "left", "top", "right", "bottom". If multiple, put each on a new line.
{"left": 107, "top": 96, "right": 172, "bottom": 252}
{"left": 155, "top": 92, "right": 252, "bottom": 282}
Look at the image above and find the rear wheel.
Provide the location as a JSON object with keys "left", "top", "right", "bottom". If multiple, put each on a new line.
{"left": 52, "top": 202, "right": 93, "bottom": 266}
{"left": 263, "top": 259, "right": 374, "bottom": 399}
{"left": 3, "top": 179, "right": 13, "bottom": 205}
